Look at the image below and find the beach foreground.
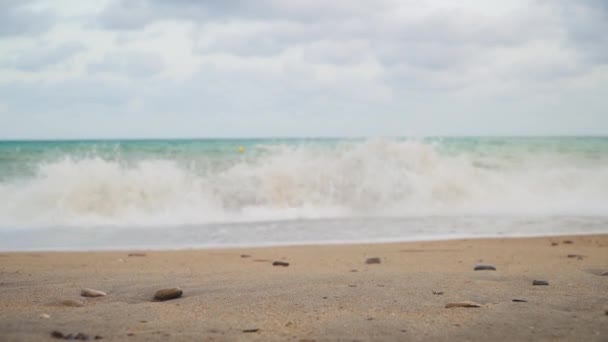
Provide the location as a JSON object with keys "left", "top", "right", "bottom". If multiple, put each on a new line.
{"left": 1, "top": 235, "right": 607, "bottom": 341}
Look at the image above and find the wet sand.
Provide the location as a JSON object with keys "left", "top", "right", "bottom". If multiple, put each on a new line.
{"left": 0, "top": 234, "right": 607, "bottom": 341}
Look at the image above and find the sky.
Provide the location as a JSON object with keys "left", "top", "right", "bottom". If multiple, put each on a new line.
{"left": 0, "top": 0, "right": 607, "bottom": 139}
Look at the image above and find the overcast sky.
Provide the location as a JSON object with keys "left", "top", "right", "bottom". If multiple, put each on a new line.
{"left": 0, "top": 0, "right": 606, "bottom": 139}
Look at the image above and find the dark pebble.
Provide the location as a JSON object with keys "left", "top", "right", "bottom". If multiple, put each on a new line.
{"left": 532, "top": 280, "right": 549, "bottom": 286}
{"left": 94, "top": 337, "right": 103, "bottom": 340}
{"left": 432, "top": 291, "right": 444, "bottom": 295}
{"left": 601, "top": 271, "right": 608, "bottom": 276}
{"left": 474, "top": 264, "right": 496, "bottom": 271}
{"left": 154, "top": 287, "right": 183, "bottom": 301}
{"left": 512, "top": 299, "right": 528, "bottom": 302}
{"left": 272, "top": 261, "right": 289, "bottom": 267}
{"left": 563, "top": 240, "right": 573, "bottom": 244}
{"left": 242, "top": 329, "right": 259, "bottom": 333}
{"left": 240, "top": 254, "right": 251, "bottom": 258}
{"left": 74, "top": 332, "right": 90, "bottom": 340}
{"left": 51, "top": 331, "right": 64, "bottom": 339}
{"left": 551, "top": 242, "right": 559, "bottom": 246}
{"left": 366, "top": 257, "right": 381, "bottom": 264}
{"left": 567, "top": 254, "right": 585, "bottom": 259}
{"left": 445, "top": 301, "right": 482, "bottom": 308}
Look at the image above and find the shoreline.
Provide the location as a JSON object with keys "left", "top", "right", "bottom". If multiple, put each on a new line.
{"left": 1, "top": 234, "right": 607, "bottom": 341}
{"left": 1, "top": 230, "right": 607, "bottom": 253}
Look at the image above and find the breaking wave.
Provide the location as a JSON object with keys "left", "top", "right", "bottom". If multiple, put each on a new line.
{"left": 1, "top": 139, "right": 607, "bottom": 227}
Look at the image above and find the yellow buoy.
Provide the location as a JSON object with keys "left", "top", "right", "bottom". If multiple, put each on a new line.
{"left": 238, "top": 146, "right": 244, "bottom": 153}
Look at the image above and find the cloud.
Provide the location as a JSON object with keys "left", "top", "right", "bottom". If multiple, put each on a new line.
{"left": 0, "top": 0, "right": 606, "bottom": 138}
{"left": 87, "top": 51, "right": 165, "bottom": 78}
{"left": 0, "top": 0, "right": 56, "bottom": 37}
{"left": 4, "top": 42, "right": 85, "bottom": 71}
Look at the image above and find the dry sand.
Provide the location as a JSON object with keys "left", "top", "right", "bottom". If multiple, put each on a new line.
{"left": 0, "top": 234, "right": 607, "bottom": 341}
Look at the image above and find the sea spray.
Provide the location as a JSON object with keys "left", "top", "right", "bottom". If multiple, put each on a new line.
{"left": 0, "top": 138, "right": 607, "bottom": 228}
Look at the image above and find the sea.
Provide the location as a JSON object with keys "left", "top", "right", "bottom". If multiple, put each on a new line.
{"left": 0, "top": 137, "right": 607, "bottom": 251}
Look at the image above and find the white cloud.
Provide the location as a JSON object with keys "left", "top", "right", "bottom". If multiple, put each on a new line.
{"left": 0, "top": 0, "right": 606, "bottom": 138}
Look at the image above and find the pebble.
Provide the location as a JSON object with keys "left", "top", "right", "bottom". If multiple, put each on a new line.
{"left": 240, "top": 254, "right": 251, "bottom": 258}
{"left": 432, "top": 291, "right": 444, "bottom": 295}
{"left": 567, "top": 254, "right": 585, "bottom": 259}
{"left": 366, "top": 257, "right": 381, "bottom": 264}
{"left": 474, "top": 264, "right": 496, "bottom": 271}
{"left": 242, "top": 328, "right": 259, "bottom": 333}
{"left": 601, "top": 271, "right": 608, "bottom": 276}
{"left": 154, "top": 287, "right": 183, "bottom": 301}
{"left": 40, "top": 313, "right": 51, "bottom": 319}
{"left": 81, "top": 288, "right": 106, "bottom": 298}
{"left": 50, "top": 331, "right": 93, "bottom": 340}
{"left": 551, "top": 242, "right": 559, "bottom": 246}
{"left": 272, "top": 261, "right": 289, "bottom": 267}
{"left": 128, "top": 253, "right": 146, "bottom": 257}
{"left": 445, "top": 301, "right": 482, "bottom": 308}
{"left": 59, "top": 299, "right": 85, "bottom": 307}
{"left": 512, "top": 299, "right": 528, "bottom": 302}
{"left": 562, "top": 240, "right": 573, "bottom": 244}
{"left": 532, "top": 280, "right": 549, "bottom": 286}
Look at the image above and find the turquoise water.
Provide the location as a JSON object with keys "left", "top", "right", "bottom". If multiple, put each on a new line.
{"left": 0, "top": 137, "right": 607, "bottom": 250}
{"left": 2, "top": 136, "right": 607, "bottom": 179}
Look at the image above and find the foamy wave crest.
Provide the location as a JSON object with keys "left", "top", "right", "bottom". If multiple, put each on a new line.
{"left": 1, "top": 139, "right": 607, "bottom": 227}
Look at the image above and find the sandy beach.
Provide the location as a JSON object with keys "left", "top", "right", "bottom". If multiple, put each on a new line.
{"left": 1, "top": 234, "right": 607, "bottom": 341}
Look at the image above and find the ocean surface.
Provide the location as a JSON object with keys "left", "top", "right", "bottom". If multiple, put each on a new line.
{"left": 0, "top": 137, "right": 607, "bottom": 251}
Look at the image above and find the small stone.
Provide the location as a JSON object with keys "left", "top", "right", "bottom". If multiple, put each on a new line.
{"left": 60, "top": 299, "right": 85, "bottom": 307}
{"left": 154, "top": 287, "right": 183, "bottom": 301}
{"left": 94, "top": 336, "right": 103, "bottom": 340}
{"left": 562, "top": 240, "right": 573, "bottom": 244}
{"left": 445, "top": 301, "right": 482, "bottom": 308}
{"left": 40, "top": 313, "right": 51, "bottom": 319}
{"left": 51, "top": 331, "right": 64, "bottom": 339}
{"left": 240, "top": 254, "right": 251, "bottom": 258}
{"left": 242, "top": 328, "right": 259, "bottom": 333}
{"left": 474, "top": 264, "right": 496, "bottom": 271}
{"left": 366, "top": 257, "right": 381, "bottom": 264}
{"left": 81, "top": 288, "right": 106, "bottom": 298}
{"left": 512, "top": 299, "right": 528, "bottom": 302}
{"left": 601, "top": 271, "right": 608, "bottom": 276}
{"left": 567, "top": 254, "right": 585, "bottom": 259}
{"left": 272, "top": 261, "right": 289, "bottom": 267}
{"left": 532, "top": 280, "right": 549, "bottom": 286}
{"left": 74, "top": 332, "right": 90, "bottom": 340}
{"left": 432, "top": 291, "right": 444, "bottom": 295}
{"left": 551, "top": 242, "right": 559, "bottom": 246}
{"left": 128, "top": 253, "right": 146, "bottom": 257}
{"left": 350, "top": 269, "right": 358, "bottom": 272}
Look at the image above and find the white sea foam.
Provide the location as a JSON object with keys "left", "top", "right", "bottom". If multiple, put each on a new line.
{"left": 1, "top": 139, "right": 607, "bottom": 228}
